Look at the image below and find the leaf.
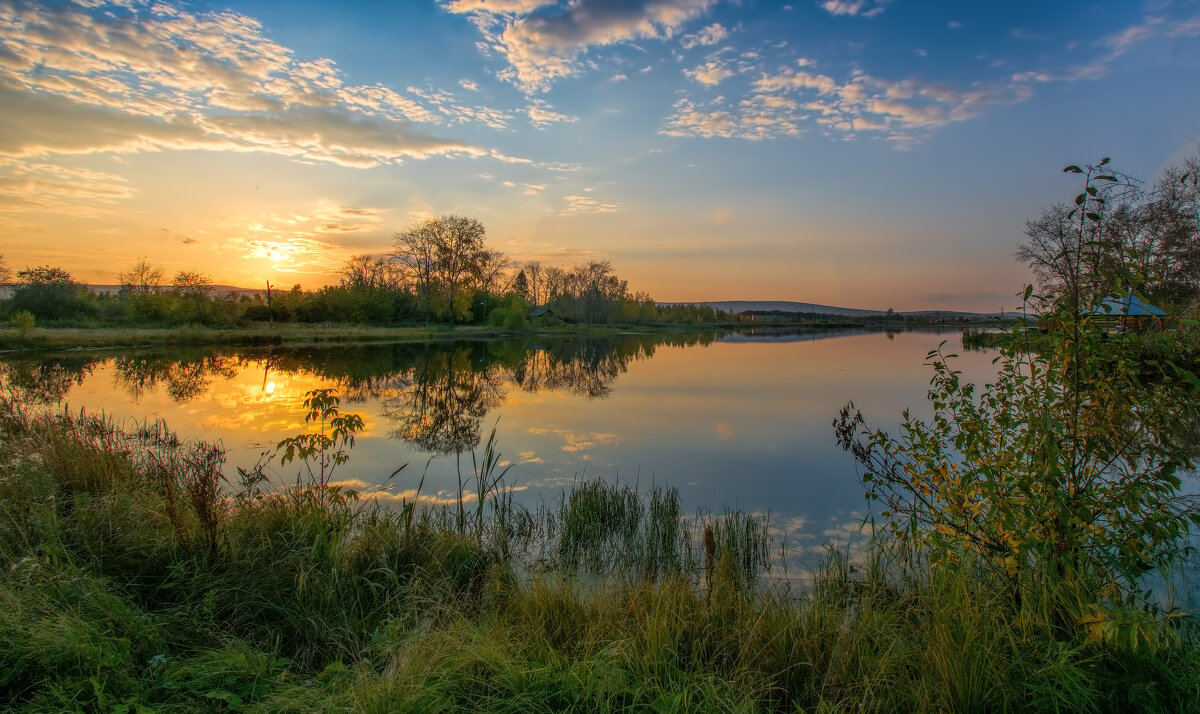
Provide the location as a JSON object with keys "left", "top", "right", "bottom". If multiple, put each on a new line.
{"left": 1075, "top": 193, "right": 1087, "bottom": 206}
{"left": 1023, "top": 284, "right": 1033, "bottom": 301}
{"left": 1068, "top": 208, "right": 1078, "bottom": 219}
{"left": 1099, "top": 156, "right": 1110, "bottom": 166}
{"left": 1095, "top": 174, "right": 1118, "bottom": 182}
{"left": 1086, "top": 186, "right": 1098, "bottom": 196}
{"left": 1086, "top": 212, "right": 1101, "bottom": 221}
{"left": 1063, "top": 165, "right": 1083, "bottom": 173}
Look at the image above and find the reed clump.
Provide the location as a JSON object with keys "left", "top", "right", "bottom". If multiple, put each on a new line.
{"left": 0, "top": 389, "right": 1196, "bottom": 712}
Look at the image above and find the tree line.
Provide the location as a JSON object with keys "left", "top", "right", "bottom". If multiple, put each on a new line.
{"left": 0, "top": 216, "right": 733, "bottom": 329}
{"left": 1016, "top": 149, "right": 1200, "bottom": 314}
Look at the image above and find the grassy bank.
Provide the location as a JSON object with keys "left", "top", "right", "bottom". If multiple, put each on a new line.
{"left": 1, "top": 394, "right": 1197, "bottom": 712}
{"left": 962, "top": 325, "right": 1200, "bottom": 374}
{"left": 2, "top": 319, "right": 994, "bottom": 355}
{"left": 0, "top": 322, "right": 753, "bottom": 354}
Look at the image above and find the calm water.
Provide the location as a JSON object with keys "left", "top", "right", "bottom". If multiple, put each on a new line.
{"left": 1, "top": 327, "right": 1005, "bottom": 573}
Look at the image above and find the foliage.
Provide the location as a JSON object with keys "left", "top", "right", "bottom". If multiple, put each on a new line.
{"left": 837, "top": 159, "right": 1200, "bottom": 631}
{"left": 1016, "top": 148, "right": 1200, "bottom": 310}
{"left": 9, "top": 310, "right": 34, "bottom": 333}
{"left": 393, "top": 214, "right": 489, "bottom": 325}
{"left": 0, "top": 384, "right": 1197, "bottom": 711}
{"left": 9, "top": 265, "right": 96, "bottom": 322}
{"left": 276, "top": 388, "right": 364, "bottom": 492}
{"left": 118, "top": 257, "right": 164, "bottom": 295}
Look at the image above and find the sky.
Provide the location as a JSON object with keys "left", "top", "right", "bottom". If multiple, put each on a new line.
{"left": 1, "top": 0, "right": 1198, "bottom": 311}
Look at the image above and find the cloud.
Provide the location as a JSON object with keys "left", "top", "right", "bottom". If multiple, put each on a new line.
{"left": 559, "top": 193, "right": 622, "bottom": 215}
{"left": 441, "top": 0, "right": 552, "bottom": 13}
{"left": 0, "top": 0, "right": 523, "bottom": 170}
{"left": 445, "top": 0, "right": 717, "bottom": 92}
{"left": 819, "top": 0, "right": 891, "bottom": 18}
{"left": 217, "top": 201, "right": 385, "bottom": 274}
{"left": 664, "top": 65, "right": 1031, "bottom": 142}
{"left": 685, "top": 59, "right": 736, "bottom": 86}
{"left": 0, "top": 160, "right": 135, "bottom": 216}
{"left": 527, "top": 426, "right": 619, "bottom": 452}
{"left": 662, "top": 6, "right": 1200, "bottom": 147}
{"left": 526, "top": 98, "right": 577, "bottom": 126}
{"left": 680, "top": 22, "right": 727, "bottom": 49}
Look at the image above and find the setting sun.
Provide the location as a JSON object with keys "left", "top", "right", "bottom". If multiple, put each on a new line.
{"left": 1, "top": 1, "right": 1195, "bottom": 310}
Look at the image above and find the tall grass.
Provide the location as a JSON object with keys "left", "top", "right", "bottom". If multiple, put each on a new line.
{"left": 0, "top": 389, "right": 1197, "bottom": 711}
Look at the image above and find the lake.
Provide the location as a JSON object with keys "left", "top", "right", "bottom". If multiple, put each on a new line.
{"left": 0, "top": 327, "right": 1007, "bottom": 576}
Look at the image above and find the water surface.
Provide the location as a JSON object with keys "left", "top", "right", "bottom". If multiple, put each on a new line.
{"left": 3, "top": 328, "right": 998, "bottom": 572}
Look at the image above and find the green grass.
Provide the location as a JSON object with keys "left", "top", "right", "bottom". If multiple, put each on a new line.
{"left": 0, "top": 393, "right": 1197, "bottom": 711}
{"left": 0, "top": 322, "right": 762, "bottom": 354}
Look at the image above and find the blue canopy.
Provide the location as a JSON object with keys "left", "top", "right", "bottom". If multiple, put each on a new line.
{"left": 1087, "top": 294, "right": 1165, "bottom": 317}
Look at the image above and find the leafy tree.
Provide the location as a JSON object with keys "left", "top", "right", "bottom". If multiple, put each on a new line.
{"left": 1016, "top": 150, "right": 1200, "bottom": 310}
{"left": 172, "top": 270, "right": 212, "bottom": 297}
{"left": 119, "top": 257, "right": 164, "bottom": 294}
{"left": 11, "top": 265, "right": 95, "bottom": 321}
{"left": 511, "top": 269, "right": 530, "bottom": 301}
{"left": 393, "top": 215, "right": 490, "bottom": 326}
{"left": 838, "top": 160, "right": 1200, "bottom": 637}
{"left": 171, "top": 270, "right": 214, "bottom": 323}
{"left": 341, "top": 254, "right": 404, "bottom": 291}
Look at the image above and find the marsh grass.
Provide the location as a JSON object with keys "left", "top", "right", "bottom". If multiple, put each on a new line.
{"left": 0, "top": 321, "right": 746, "bottom": 354}
{"left": 0, "top": 391, "right": 1197, "bottom": 711}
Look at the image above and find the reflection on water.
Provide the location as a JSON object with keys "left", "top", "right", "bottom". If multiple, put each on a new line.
{"left": 1, "top": 327, "right": 992, "bottom": 576}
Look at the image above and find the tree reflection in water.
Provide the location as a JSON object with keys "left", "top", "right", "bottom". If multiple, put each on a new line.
{"left": 0, "top": 356, "right": 102, "bottom": 404}
{"left": 0, "top": 331, "right": 722, "bottom": 455}
{"left": 113, "top": 353, "right": 240, "bottom": 402}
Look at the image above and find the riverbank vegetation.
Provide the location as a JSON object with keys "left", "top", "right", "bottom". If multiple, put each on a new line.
{"left": 0, "top": 218, "right": 733, "bottom": 335}
{"left": 2, "top": 157, "right": 1199, "bottom": 711}
{"left": 1, "top": 387, "right": 1197, "bottom": 712}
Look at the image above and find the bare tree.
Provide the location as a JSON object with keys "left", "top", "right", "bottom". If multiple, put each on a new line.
{"left": 1016, "top": 152, "right": 1200, "bottom": 310}
{"left": 341, "top": 254, "right": 404, "bottom": 291}
{"left": 172, "top": 270, "right": 212, "bottom": 298}
{"left": 0, "top": 254, "right": 10, "bottom": 284}
{"left": 472, "top": 248, "right": 511, "bottom": 296}
{"left": 543, "top": 265, "right": 566, "bottom": 304}
{"left": 119, "top": 257, "right": 164, "bottom": 294}
{"left": 393, "top": 224, "right": 437, "bottom": 325}
{"left": 393, "top": 215, "right": 487, "bottom": 326}
{"left": 524, "top": 260, "right": 542, "bottom": 306}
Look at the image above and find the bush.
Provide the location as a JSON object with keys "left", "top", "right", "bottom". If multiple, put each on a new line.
{"left": 10, "top": 310, "right": 33, "bottom": 333}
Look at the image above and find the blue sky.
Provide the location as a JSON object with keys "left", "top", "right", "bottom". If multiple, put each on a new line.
{"left": 1, "top": 0, "right": 1198, "bottom": 310}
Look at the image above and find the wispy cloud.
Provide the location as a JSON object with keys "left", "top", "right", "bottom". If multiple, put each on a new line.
{"left": 0, "top": 160, "right": 135, "bottom": 216}
{"left": 665, "top": 7, "right": 1200, "bottom": 145}
{"left": 680, "top": 22, "right": 727, "bottom": 49}
{"left": 559, "top": 193, "right": 622, "bottom": 215}
{"left": 0, "top": 0, "right": 522, "bottom": 169}
{"left": 819, "top": 0, "right": 891, "bottom": 18}
{"left": 527, "top": 98, "right": 578, "bottom": 126}
{"left": 218, "top": 201, "right": 386, "bottom": 274}
{"left": 664, "top": 63, "right": 1031, "bottom": 142}
{"left": 685, "top": 59, "right": 736, "bottom": 85}
{"left": 444, "top": 0, "right": 717, "bottom": 92}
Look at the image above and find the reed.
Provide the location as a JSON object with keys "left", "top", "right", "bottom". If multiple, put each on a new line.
{"left": 0, "top": 390, "right": 1196, "bottom": 712}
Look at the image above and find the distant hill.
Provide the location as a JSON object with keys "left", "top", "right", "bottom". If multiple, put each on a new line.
{"left": 666, "top": 301, "right": 1004, "bottom": 319}
{"left": 667, "top": 300, "right": 884, "bottom": 317}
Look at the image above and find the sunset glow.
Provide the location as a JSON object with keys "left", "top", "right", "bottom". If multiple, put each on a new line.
{"left": 2, "top": 0, "right": 1198, "bottom": 311}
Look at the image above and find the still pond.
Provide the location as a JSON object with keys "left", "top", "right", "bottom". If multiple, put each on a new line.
{"left": 1, "top": 328, "right": 1014, "bottom": 575}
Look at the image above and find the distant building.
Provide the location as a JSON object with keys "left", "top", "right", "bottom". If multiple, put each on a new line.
{"left": 1040, "top": 293, "right": 1179, "bottom": 332}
